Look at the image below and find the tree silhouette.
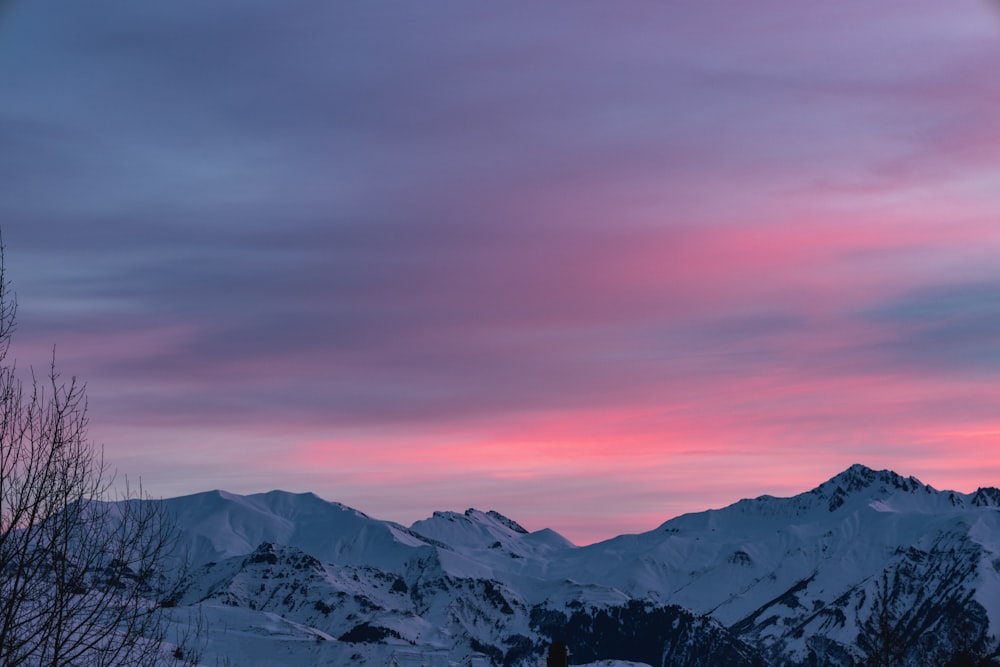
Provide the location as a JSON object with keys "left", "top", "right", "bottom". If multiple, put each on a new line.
{"left": 0, "top": 239, "right": 182, "bottom": 666}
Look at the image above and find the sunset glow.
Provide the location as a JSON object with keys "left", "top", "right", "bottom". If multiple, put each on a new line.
{"left": 2, "top": 0, "right": 999, "bottom": 543}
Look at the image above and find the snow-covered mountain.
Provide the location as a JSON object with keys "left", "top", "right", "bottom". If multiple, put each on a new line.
{"left": 148, "top": 465, "right": 1000, "bottom": 666}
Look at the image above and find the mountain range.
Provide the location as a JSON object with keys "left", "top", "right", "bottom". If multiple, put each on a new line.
{"left": 149, "top": 464, "right": 1000, "bottom": 666}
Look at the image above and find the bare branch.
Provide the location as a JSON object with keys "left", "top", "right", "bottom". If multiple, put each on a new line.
{"left": 0, "top": 236, "right": 181, "bottom": 666}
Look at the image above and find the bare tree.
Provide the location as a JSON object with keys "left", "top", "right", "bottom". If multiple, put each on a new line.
{"left": 0, "top": 239, "right": 181, "bottom": 666}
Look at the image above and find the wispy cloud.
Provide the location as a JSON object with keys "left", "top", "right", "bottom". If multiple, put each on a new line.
{"left": 1, "top": 0, "right": 999, "bottom": 543}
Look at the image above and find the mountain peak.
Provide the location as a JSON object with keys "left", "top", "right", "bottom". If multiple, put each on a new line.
{"left": 479, "top": 509, "right": 529, "bottom": 534}
{"left": 812, "top": 464, "right": 931, "bottom": 512}
{"left": 450, "top": 508, "right": 529, "bottom": 534}
{"left": 971, "top": 487, "right": 1000, "bottom": 507}
{"left": 827, "top": 464, "right": 925, "bottom": 493}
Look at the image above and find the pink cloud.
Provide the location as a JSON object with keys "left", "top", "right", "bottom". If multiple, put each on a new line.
{"left": 6, "top": 0, "right": 1000, "bottom": 545}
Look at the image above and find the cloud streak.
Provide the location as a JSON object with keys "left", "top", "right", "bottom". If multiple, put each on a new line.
{"left": 1, "top": 0, "right": 999, "bottom": 543}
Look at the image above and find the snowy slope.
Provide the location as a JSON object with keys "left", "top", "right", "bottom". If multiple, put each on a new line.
{"left": 140, "top": 464, "right": 1000, "bottom": 666}
{"left": 551, "top": 464, "right": 1000, "bottom": 664}
{"left": 162, "top": 490, "right": 432, "bottom": 571}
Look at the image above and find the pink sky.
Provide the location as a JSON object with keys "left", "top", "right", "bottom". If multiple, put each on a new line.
{"left": 2, "top": 0, "right": 999, "bottom": 543}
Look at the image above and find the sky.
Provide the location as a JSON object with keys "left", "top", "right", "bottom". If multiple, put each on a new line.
{"left": 1, "top": 1, "right": 999, "bottom": 544}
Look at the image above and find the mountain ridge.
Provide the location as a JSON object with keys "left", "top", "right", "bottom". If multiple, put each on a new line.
{"left": 143, "top": 464, "right": 1000, "bottom": 666}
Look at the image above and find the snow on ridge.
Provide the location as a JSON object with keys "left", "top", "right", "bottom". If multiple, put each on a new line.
{"left": 142, "top": 465, "right": 1000, "bottom": 665}
{"left": 479, "top": 509, "right": 529, "bottom": 534}
{"left": 161, "top": 489, "right": 438, "bottom": 570}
